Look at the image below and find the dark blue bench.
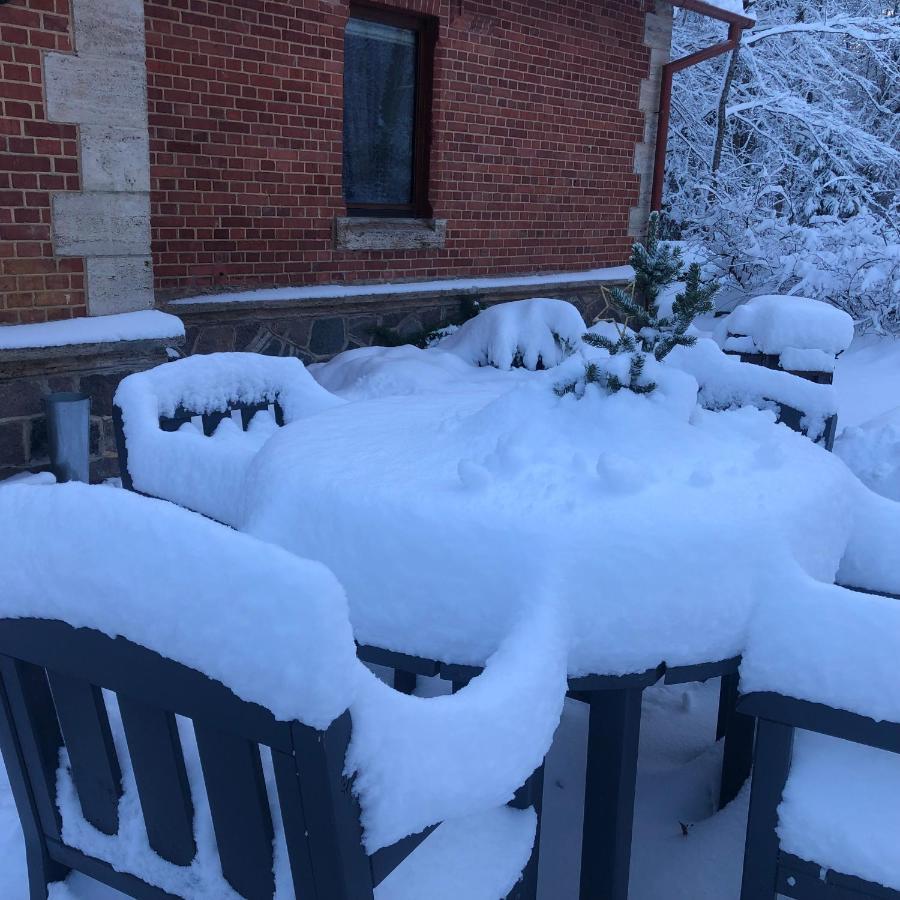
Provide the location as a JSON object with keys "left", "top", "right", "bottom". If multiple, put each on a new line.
{"left": 0, "top": 617, "right": 538, "bottom": 900}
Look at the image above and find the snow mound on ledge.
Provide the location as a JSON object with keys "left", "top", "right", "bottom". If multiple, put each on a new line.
{"left": 438, "top": 298, "right": 586, "bottom": 370}
{"left": 0, "top": 310, "right": 184, "bottom": 350}
{"left": 834, "top": 406, "right": 900, "bottom": 501}
{"left": 719, "top": 294, "right": 854, "bottom": 356}
{"left": 115, "top": 352, "right": 343, "bottom": 525}
{"left": 0, "top": 482, "right": 358, "bottom": 730}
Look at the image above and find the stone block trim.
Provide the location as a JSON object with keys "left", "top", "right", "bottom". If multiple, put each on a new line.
{"left": 0, "top": 0, "right": 86, "bottom": 324}
{"left": 52, "top": 193, "right": 152, "bottom": 257}
{"left": 43, "top": 0, "right": 153, "bottom": 315}
{"left": 630, "top": 0, "right": 673, "bottom": 238}
{"left": 334, "top": 218, "right": 449, "bottom": 252}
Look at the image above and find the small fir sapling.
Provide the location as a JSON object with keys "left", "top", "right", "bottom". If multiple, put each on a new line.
{"left": 557, "top": 212, "right": 718, "bottom": 397}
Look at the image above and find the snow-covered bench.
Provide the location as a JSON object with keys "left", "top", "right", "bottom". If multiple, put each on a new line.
{"left": 0, "top": 483, "right": 550, "bottom": 900}
{"left": 738, "top": 582, "right": 900, "bottom": 899}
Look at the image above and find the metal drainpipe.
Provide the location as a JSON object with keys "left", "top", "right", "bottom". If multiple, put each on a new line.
{"left": 650, "top": 20, "right": 744, "bottom": 213}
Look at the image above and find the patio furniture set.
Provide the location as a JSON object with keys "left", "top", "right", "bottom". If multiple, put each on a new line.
{"left": 1, "top": 307, "right": 897, "bottom": 900}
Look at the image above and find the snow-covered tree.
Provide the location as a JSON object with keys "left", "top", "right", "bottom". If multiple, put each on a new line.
{"left": 664, "top": 0, "right": 900, "bottom": 331}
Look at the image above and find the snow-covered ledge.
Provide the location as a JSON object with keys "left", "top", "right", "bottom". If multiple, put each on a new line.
{"left": 167, "top": 266, "right": 634, "bottom": 314}
{"left": 0, "top": 311, "right": 184, "bottom": 367}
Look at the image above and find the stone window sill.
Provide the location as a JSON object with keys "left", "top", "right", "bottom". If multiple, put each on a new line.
{"left": 333, "top": 217, "right": 447, "bottom": 252}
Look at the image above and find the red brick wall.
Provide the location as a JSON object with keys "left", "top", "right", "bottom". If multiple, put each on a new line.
{"left": 0, "top": 0, "right": 85, "bottom": 324}
{"left": 145, "top": 0, "right": 651, "bottom": 300}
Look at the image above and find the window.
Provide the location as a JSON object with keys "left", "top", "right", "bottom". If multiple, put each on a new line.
{"left": 343, "top": 6, "right": 436, "bottom": 218}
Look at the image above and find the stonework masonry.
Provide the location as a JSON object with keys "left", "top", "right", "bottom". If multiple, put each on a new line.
{"left": 43, "top": 0, "right": 154, "bottom": 315}
{"left": 630, "top": 1, "right": 673, "bottom": 237}
{"left": 0, "top": 336, "right": 178, "bottom": 482}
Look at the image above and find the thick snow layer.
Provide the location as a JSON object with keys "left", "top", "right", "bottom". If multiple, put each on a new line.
{"left": 834, "top": 334, "right": 900, "bottom": 427}
{"left": 438, "top": 298, "right": 586, "bottom": 370}
{"left": 244, "top": 365, "right": 862, "bottom": 677}
{"left": 778, "top": 731, "right": 900, "bottom": 891}
{"left": 347, "top": 602, "right": 566, "bottom": 850}
{"left": 741, "top": 574, "right": 900, "bottom": 724}
{"left": 836, "top": 489, "right": 900, "bottom": 597}
{"left": 778, "top": 346, "right": 836, "bottom": 373}
{"left": 834, "top": 406, "right": 900, "bottom": 501}
{"left": 114, "top": 353, "right": 344, "bottom": 525}
{"left": 720, "top": 294, "right": 854, "bottom": 356}
{"left": 311, "top": 343, "right": 528, "bottom": 401}
{"left": 168, "top": 267, "right": 633, "bottom": 306}
{"left": 667, "top": 337, "right": 837, "bottom": 440}
{"left": 0, "top": 483, "right": 358, "bottom": 729}
{"left": 1, "top": 482, "right": 562, "bottom": 859}
{"left": 0, "top": 311, "right": 184, "bottom": 350}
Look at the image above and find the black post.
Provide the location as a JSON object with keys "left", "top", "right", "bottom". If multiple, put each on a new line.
{"left": 718, "top": 673, "right": 756, "bottom": 809}
{"left": 579, "top": 687, "right": 643, "bottom": 900}
{"left": 740, "top": 718, "right": 793, "bottom": 900}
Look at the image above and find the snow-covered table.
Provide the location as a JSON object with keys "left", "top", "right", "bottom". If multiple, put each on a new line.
{"left": 239, "top": 372, "right": 872, "bottom": 900}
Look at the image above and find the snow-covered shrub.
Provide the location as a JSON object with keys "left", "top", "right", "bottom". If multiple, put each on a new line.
{"left": 557, "top": 214, "right": 717, "bottom": 397}
{"left": 697, "top": 213, "right": 900, "bottom": 333}
{"left": 664, "top": 0, "right": 900, "bottom": 331}
{"left": 438, "top": 297, "right": 585, "bottom": 370}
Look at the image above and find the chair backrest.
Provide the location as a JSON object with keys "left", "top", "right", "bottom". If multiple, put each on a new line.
{"left": 113, "top": 398, "right": 285, "bottom": 495}
{"left": 112, "top": 353, "right": 344, "bottom": 522}
{"left": 0, "top": 617, "right": 375, "bottom": 900}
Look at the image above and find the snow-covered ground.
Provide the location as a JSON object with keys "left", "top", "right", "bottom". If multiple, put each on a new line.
{"left": 2, "top": 332, "right": 899, "bottom": 900}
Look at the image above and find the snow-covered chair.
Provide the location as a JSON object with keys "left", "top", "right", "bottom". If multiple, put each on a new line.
{"left": 0, "top": 484, "right": 545, "bottom": 900}
{"left": 738, "top": 582, "right": 900, "bottom": 899}
{"left": 113, "top": 352, "right": 344, "bottom": 526}
{"left": 718, "top": 294, "right": 854, "bottom": 386}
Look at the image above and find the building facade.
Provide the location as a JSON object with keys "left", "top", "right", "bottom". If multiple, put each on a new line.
{"left": 3, "top": 0, "right": 733, "bottom": 479}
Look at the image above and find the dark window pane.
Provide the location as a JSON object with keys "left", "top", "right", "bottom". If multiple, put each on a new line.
{"left": 343, "top": 17, "right": 417, "bottom": 207}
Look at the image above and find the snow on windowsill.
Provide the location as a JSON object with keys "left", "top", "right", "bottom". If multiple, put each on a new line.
{"left": 0, "top": 311, "right": 185, "bottom": 352}
{"left": 167, "top": 267, "right": 634, "bottom": 308}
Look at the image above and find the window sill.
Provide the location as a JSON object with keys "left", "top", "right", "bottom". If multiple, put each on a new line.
{"left": 333, "top": 217, "right": 447, "bottom": 252}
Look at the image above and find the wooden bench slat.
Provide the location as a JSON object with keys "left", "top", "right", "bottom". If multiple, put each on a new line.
{"left": 291, "top": 715, "right": 373, "bottom": 900}
{"left": 47, "top": 673, "right": 122, "bottom": 836}
{"left": 118, "top": 696, "right": 196, "bottom": 866}
{"left": 0, "top": 658, "right": 65, "bottom": 841}
{"left": 194, "top": 721, "right": 275, "bottom": 900}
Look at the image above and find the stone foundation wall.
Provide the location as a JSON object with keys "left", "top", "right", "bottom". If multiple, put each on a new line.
{"left": 173, "top": 281, "right": 619, "bottom": 362}
{"left": 0, "top": 280, "right": 622, "bottom": 480}
{"left": 0, "top": 337, "right": 177, "bottom": 482}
